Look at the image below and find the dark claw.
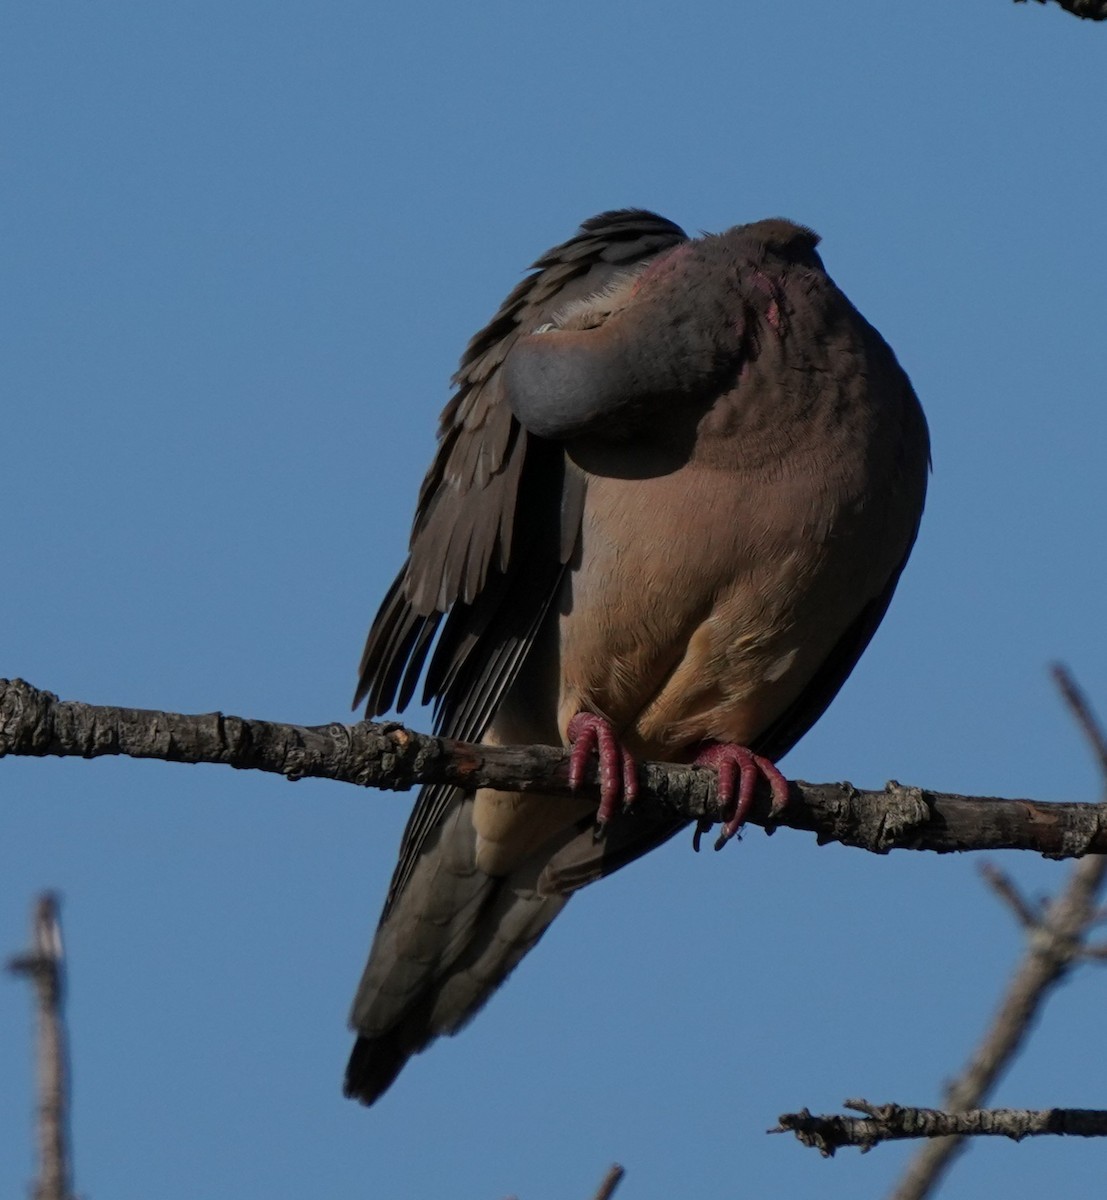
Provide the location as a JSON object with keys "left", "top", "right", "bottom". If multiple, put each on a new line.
{"left": 692, "top": 817, "right": 714, "bottom": 853}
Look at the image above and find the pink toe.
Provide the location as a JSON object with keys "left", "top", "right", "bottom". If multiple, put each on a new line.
{"left": 567, "top": 712, "right": 637, "bottom": 825}
{"left": 692, "top": 741, "right": 790, "bottom": 848}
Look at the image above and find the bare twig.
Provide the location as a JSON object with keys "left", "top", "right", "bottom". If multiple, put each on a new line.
{"left": 7, "top": 893, "right": 76, "bottom": 1200}
{"left": 502, "top": 1161, "right": 623, "bottom": 1200}
{"left": 590, "top": 1163, "right": 625, "bottom": 1200}
{"left": 1051, "top": 665, "right": 1107, "bottom": 775}
{"left": 1014, "top": 0, "right": 1107, "bottom": 20}
{"left": 3, "top": 678, "right": 1107, "bottom": 859}
{"left": 887, "top": 665, "right": 1107, "bottom": 1200}
{"left": 774, "top": 1100, "right": 1107, "bottom": 1155}
{"left": 980, "top": 862, "right": 1039, "bottom": 929}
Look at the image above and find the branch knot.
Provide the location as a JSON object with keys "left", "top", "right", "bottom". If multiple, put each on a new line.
{"left": 0, "top": 679, "right": 57, "bottom": 756}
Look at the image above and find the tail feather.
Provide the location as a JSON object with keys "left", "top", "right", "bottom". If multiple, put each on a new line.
{"left": 344, "top": 1030, "right": 417, "bottom": 1106}
{"left": 344, "top": 796, "right": 572, "bottom": 1105}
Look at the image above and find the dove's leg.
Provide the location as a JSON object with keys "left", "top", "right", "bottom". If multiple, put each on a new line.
{"left": 691, "top": 743, "right": 790, "bottom": 850}
{"left": 566, "top": 712, "right": 639, "bottom": 825}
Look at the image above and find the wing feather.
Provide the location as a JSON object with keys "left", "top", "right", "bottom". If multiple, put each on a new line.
{"left": 355, "top": 210, "right": 690, "bottom": 915}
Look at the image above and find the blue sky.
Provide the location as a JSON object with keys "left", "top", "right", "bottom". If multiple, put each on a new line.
{"left": 3, "top": 2, "right": 1106, "bottom": 1197}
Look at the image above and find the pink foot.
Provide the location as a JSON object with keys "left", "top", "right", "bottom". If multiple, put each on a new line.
{"left": 567, "top": 712, "right": 638, "bottom": 826}
{"left": 692, "top": 743, "right": 790, "bottom": 851}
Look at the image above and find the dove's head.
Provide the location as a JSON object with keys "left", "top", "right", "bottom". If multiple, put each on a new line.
{"left": 503, "top": 220, "right": 823, "bottom": 441}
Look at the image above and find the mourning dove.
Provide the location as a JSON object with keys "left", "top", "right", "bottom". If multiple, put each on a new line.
{"left": 345, "top": 210, "right": 929, "bottom": 1104}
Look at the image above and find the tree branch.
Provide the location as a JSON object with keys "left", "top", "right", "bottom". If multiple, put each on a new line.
{"left": 590, "top": 1164, "right": 625, "bottom": 1200}
{"left": 773, "top": 1100, "right": 1107, "bottom": 1155}
{"left": 3, "top": 677, "right": 1107, "bottom": 858}
{"left": 7, "top": 893, "right": 76, "bottom": 1200}
{"left": 1014, "top": 0, "right": 1107, "bottom": 20}
{"left": 879, "top": 666, "right": 1107, "bottom": 1198}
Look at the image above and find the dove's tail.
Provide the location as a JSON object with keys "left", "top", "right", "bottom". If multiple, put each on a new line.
{"left": 343, "top": 793, "right": 571, "bottom": 1106}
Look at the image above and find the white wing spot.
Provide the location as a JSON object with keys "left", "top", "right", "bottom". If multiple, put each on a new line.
{"left": 764, "top": 647, "right": 799, "bottom": 683}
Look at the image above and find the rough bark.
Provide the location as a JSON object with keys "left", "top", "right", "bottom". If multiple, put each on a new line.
{"left": 3, "top": 677, "right": 1107, "bottom": 858}
{"left": 775, "top": 1100, "right": 1107, "bottom": 1155}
